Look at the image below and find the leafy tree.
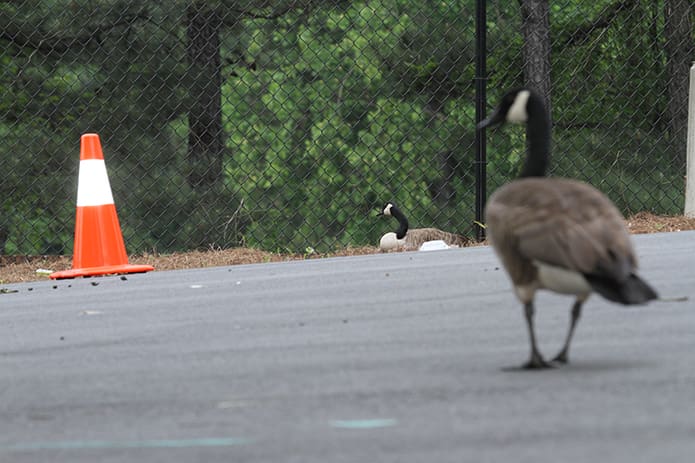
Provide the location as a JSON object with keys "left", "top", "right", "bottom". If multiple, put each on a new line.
{"left": 0, "top": 0, "right": 691, "bottom": 255}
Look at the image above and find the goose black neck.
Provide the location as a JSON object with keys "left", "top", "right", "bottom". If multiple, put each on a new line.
{"left": 520, "top": 94, "right": 551, "bottom": 178}
{"left": 390, "top": 206, "right": 409, "bottom": 239}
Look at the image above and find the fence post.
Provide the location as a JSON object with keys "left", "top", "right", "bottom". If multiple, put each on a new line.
{"left": 474, "top": 0, "right": 487, "bottom": 240}
{"left": 686, "top": 63, "right": 695, "bottom": 217}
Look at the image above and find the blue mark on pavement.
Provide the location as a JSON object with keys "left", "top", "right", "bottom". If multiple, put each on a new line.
{"left": 3, "top": 437, "right": 251, "bottom": 451}
{"left": 331, "top": 419, "right": 398, "bottom": 429}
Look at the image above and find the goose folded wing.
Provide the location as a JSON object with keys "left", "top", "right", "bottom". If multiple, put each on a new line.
{"left": 515, "top": 210, "right": 636, "bottom": 283}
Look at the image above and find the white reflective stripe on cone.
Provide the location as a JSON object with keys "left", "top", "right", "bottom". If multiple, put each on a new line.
{"left": 76, "top": 159, "right": 115, "bottom": 207}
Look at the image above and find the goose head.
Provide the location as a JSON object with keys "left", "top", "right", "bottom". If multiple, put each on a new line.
{"left": 377, "top": 202, "right": 408, "bottom": 233}
{"left": 477, "top": 87, "right": 548, "bottom": 128}
{"left": 377, "top": 202, "right": 395, "bottom": 217}
{"left": 478, "top": 87, "right": 551, "bottom": 178}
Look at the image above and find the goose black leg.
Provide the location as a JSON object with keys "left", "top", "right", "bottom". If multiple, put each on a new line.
{"left": 553, "top": 299, "right": 584, "bottom": 364}
{"left": 522, "top": 302, "right": 553, "bottom": 369}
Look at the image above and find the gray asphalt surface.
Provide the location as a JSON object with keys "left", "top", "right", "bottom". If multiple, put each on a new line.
{"left": 1, "top": 231, "right": 694, "bottom": 462}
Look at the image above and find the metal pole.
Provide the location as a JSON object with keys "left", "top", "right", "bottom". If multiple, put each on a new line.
{"left": 474, "top": 0, "right": 487, "bottom": 240}
{"left": 685, "top": 62, "right": 695, "bottom": 217}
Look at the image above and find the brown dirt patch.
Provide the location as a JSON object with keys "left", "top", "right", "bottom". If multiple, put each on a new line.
{"left": 0, "top": 246, "right": 380, "bottom": 285}
{"left": 625, "top": 212, "right": 695, "bottom": 234}
{"left": 2, "top": 213, "right": 694, "bottom": 285}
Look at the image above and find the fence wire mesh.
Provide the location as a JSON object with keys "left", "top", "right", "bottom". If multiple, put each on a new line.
{"left": 1, "top": 0, "right": 692, "bottom": 255}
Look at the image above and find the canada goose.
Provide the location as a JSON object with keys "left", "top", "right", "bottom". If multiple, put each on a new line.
{"left": 377, "top": 202, "right": 471, "bottom": 251}
{"left": 479, "top": 87, "right": 658, "bottom": 369}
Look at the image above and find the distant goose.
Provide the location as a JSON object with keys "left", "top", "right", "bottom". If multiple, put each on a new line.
{"left": 377, "top": 202, "right": 471, "bottom": 251}
{"left": 478, "top": 87, "right": 658, "bottom": 369}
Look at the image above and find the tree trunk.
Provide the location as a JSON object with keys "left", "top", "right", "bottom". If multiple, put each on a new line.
{"left": 428, "top": 150, "right": 457, "bottom": 203}
{"left": 519, "top": 0, "right": 551, "bottom": 114}
{"left": 0, "top": 226, "right": 7, "bottom": 254}
{"left": 186, "top": 4, "right": 225, "bottom": 188}
{"left": 664, "top": 0, "right": 693, "bottom": 164}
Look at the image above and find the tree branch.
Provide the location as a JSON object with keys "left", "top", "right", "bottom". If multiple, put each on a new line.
{"left": 231, "top": 0, "right": 302, "bottom": 20}
{"left": 0, "top": 11, "right": 150, "bottom": 56}
{"left": 558, "top": 0, "right": 638, "bottom": 47}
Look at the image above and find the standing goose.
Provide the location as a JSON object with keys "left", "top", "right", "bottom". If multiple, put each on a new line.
{"left": 378, "top": 202, "right": 471, "bottom": 251}
{"left": 479, "top": 87, "right": 658, "bottom": 369}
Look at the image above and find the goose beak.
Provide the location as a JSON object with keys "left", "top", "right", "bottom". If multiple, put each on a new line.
{"left": 477, "top": 110, "right": 504, "bottom": 129}
{"left": 376, "top": 210, "right": 384, "bottom": 216}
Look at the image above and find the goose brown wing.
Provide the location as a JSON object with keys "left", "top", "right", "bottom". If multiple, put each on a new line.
{"left": 486, "top": 178, "right": 636, "bottom": 282}
{"left": 406, "top": 228, "right": 471, "bottom": 247}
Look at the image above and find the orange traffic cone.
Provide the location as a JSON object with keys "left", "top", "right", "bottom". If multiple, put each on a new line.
{"left": 50, "top": 134, "right": 154, "bottom": 279}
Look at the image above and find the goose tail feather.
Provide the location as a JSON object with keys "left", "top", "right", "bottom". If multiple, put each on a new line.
{"left": 585, "top": 273, "right": 658, "bottom": 305}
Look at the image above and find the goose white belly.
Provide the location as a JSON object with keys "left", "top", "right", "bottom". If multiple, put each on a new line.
{"left": 534, "top": 261, "right": 592, "bottom": 295}
{"left": 379, "top": 232, "right": 406, "bottom": 251}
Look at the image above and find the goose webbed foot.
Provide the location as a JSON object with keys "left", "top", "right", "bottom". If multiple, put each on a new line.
{"left": 552, "top": 350, "right": 569, "bottom": 364}
{"left": 522, "top": 351, "right": 555, "bottom": 370}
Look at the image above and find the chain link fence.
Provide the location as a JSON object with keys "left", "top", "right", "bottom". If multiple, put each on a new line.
{"left": 1, "top": 1, "right": 692, "bottom": 256}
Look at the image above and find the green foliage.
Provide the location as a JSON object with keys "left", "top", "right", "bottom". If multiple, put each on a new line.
{"left": 0, "top": 0, "right": 688, "bottom": 254}
{"left": 220, "top": 0, "right": 482, "bottom": 251}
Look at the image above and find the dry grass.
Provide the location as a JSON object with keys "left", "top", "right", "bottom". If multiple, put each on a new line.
{"left": 2, "top": 213, "right": 695, "bottom": 285}
{"left": 0, "top": 246, "right": 380, "bottom": 285}
{"left": 625, "top": 212, "right": 695, "bottom": 234}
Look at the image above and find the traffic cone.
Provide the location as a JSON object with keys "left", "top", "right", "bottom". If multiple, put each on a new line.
{"left": 50, "top": 134, "right": 154, "bottom": 279}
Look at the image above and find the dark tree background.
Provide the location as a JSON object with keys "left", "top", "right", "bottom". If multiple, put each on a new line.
{"left": 1, "top": 0, "right": 693, "bottom": 254}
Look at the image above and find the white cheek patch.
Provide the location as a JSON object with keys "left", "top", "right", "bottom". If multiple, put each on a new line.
{"left": 507, "top": 89, "right": 530, "bottom": 123}
{"left": 383, "top": 203, "right": 393, "bottom": 216}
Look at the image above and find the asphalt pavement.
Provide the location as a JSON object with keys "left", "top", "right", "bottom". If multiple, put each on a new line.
{"left": 1, "top": 231, "right": 693, "bottom": 462}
